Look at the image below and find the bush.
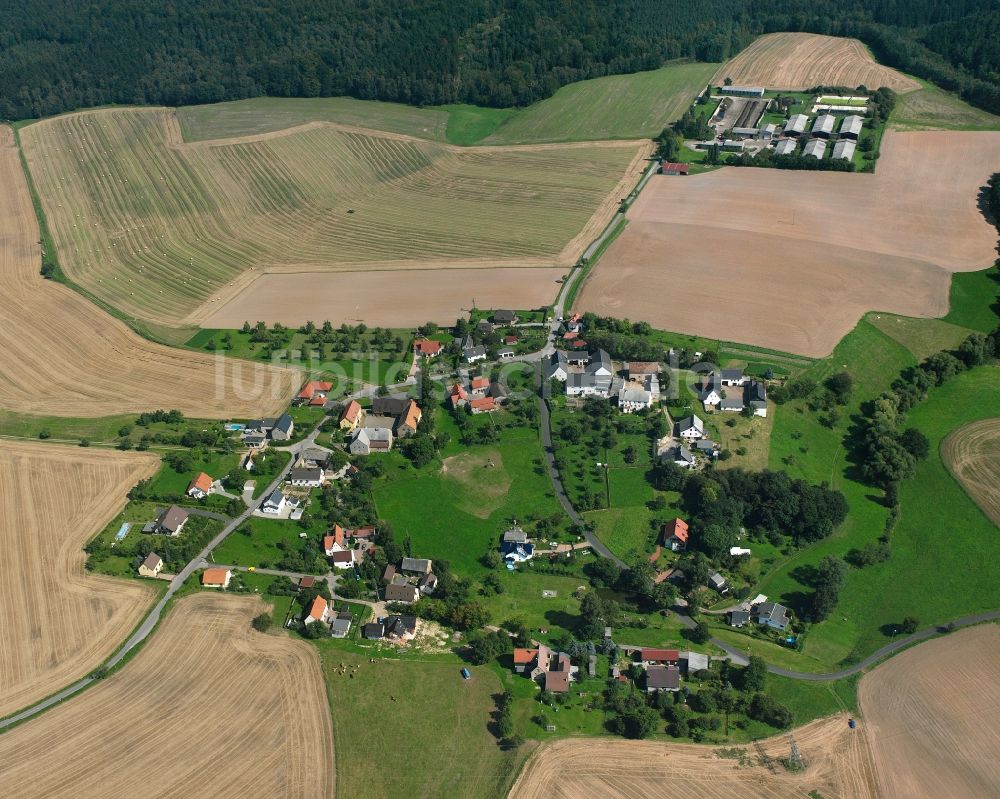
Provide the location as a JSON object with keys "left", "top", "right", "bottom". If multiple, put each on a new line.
{"left": 251, "top": 612, "right": 273, "bottom": 632}
{"left": 38, "top": 428, "right": 52, "bottom": 439}
{"left": 748, "top": 693, "right": 793, "bottom": 729}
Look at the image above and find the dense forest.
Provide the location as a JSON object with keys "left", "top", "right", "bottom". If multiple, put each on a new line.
{"left": 0, "top": 0, "right": 998, "bottom": 121}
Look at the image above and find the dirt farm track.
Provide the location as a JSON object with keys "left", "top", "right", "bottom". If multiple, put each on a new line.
{"left": 579, "top": 130, "right": 1000, "bottom": 356}
{"left": 713, "top": 32, "right": 920, "bottom": 93}
{"left": 0, "top": 593, "right": 334, "bottom": 799}
{"left": 0, "top": 440, "right": 158, "bottom": 718}
{"left": 0, "top": 125, "right": 297, "bottom": 418}
{"left": 509, "top": 714, "right": 878, "bottom": 799}
{"left": 860, "top": 624, "right": 1000, "bottom": 798}
{"left": 941, "top": 418, "right": 1000, "bottom": 528}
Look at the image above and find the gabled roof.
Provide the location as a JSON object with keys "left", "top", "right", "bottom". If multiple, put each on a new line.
{"left": 662, "top": 518, "right": 689, "bottom": 543}
{"left": 678, "top": 415, "right": 704, "bottom": 433}
{"left": 385, "top": 583, "right": 419, "bottom": 603}
{"left": 188, "top": 472, "right": 213, "bottom": 494}
{"left": 289, "top": 467, "right": 322, "bottom": 482}
{"left": 513, "top": 648, "right": 538, "bottom": 664}
{"left": 330, "top": 550, "right": 354, "bottom": 564}
{"left": 297, "top": 380, "right": 333, "bottom": 399}
{"left": 273, "top": 413, "right": 293, "bottom": 433}
{"left": 402, "top": 557, "right": 432, "bottom": 573}
{"left": 400, "top": 399, "right": 422, "bottom": 430}
{"left": 721, "top": 368, "right": 743, "bottom": 381}
{"left": 470, "top": 397, "right": 496, "bottom": 412}
{"left": 471, "top": 376, "right": 490, "bottom": 390}
{"left": 322, "top": 534, "right": 336, "bottom": 551}
{"left": 544, "top": 670, "right": 570, "bottom": 693}
{"left": 640, "top": 648, "right": 679, "bottom": 662}
{"left": 414, "top": 338, "right": 442, "bottom": 355}
{"left": 646, "top": 665, "right": 680, "bottom": 690}
{"left": 372, "top": 396, "right": 410, "bottom": 416}
{"left": 306, "top": 595, "right": 327, "bottom": 621}
{"left": 141, "top": 552, "right": 162, "bottom": 570}
{"left": 340, "top": 399, "right": 363, "bottom": 423}
{"left": 263, "top": 489, "right": 286, "bottom": 507}
{"left": 201, "top": 567, "right": 230, "bottom": 586}
{"left": 157, "top": 505, "right": 189, "bottom": 532}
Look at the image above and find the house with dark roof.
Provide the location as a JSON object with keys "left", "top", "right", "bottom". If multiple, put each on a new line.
{"left": 147, "top": 505, "right": 189, "bottom": 536}
{"left": 330, "top": 613, "right": 353, "bottom": 638}
{"left": 288, "top": 467, "right": 324, "bottom": 487}
{"left": 746, "top": 380, "right": 767, "bottom": 417}
{"left": 728, "top": 609, "right": 751, "bottom": 628}
{"left": 385, "top": 614, "right": 418, "bottom": 640}
{"left": 545, "top": 351, "right": 569, "bottom": 382}
{"left": 707, "top": 571, "right": 728, "bottom": 593}
{"left": 645, "top": 665, "right": 681, "bottom": 692}
{"left": 667, "top": 445, "right": 696, "bottom": 469}
{"left": 138, "top": 552, "right": 163, "bottom": 578}
{"left": 720, "top": 368, "right": 745, "bottom": 386}
{"left": 461, "top": 334, "right": 487, "bottom": 364}
{"left": 385, "top": 583, "right": 419, "bottom": 604}
{"left": 372, "top": 396, "right": 410, "bottom": 417}
{"left": 492, "top": 309, "right": 517, "bottom": 325}
{"left": 350, "top": 426, "right": 393, "bottom": 455}
{"left": 271, "top": 413, "right": 294, "bottom": 441}
{"left": 720, "top": 397, "right": 744, "bottom": 413}
{"left": 678, "top": 415, "right": 704, "bottom": 440}
{"left": 363, "top": 621, "right": 385, "bottom": 640}
{"left": 402, "top": 557, "right": 432, "bottom": 575}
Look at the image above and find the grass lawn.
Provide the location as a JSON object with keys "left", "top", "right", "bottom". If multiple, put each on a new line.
{"left": 373, "top": 425, "right": 564, "bottom": 578}
{"left": 317, "top": 646, "right": 530, "bottom": 799}
{"left": 0, "top": 411, "right": 231, "bottom": 448}
{"left": 891, "top": 81, "right": 1000, "bottom": 131}
{"left": 212, "top": 514, "right": 326, "bottom": 570}
{"left": 585, "top": 506, "right": 659, "bottom": 562}
{"left": 481, "top": 60, "right": 718, "bottom": 144}
{"left": 713, "top": 407, "right": 774, "bottom": 471}
{"left": 442, "top": 105, "right": 520, "bottom": 145}
{"left": 177, "top": 96, "right": 451, "bottom": 142}
{"left": 144, "top": 450, "right": 241, "bottom": 501}
{"left": 485, "top": 571, "right": 590, "bottom": 639}
{"left": 943, "top": 265, "right": 1000, "bottom": 333}
{"left": 866, "top": 312, "right": 976, "bottom": 359}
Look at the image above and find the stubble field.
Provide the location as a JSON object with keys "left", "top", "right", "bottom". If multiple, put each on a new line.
{"left": 578, "top": 130, "right": 1000, "bottom": 356}
{"left": 0, "top": 124, "right": 297, "bottom": 418}
{"left": 20, "top": 108, "right": 648, "bottom": 329}
{"left": 713, "top": 32, "right": 920, "bottom": 92}
{"left": 0, "top": 440, "right": 157, "bottom": 718}
{"left": 859, "top": 624, "right": 1000, "bottom": 798}
{"left": 508, "top": 714, "right": 877, "bottom": 799}
{"left": 941, "top": 418, "right": 1000, "bottom": 527}
{"left": 0, "top": 593, "right": 334, "bottom": 798}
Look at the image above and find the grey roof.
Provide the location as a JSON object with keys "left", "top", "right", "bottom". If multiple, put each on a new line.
{"left": 812, "top": 114, "right": 835, "bottom": 134}
{"left": 683, "top": 651, "right": 710, "bottom": 672}
{"left": 755, "top": 602, "right": 790, "bottom": 622}
{"left": 330, "top": 618, "right": 352, "bottom": 636}
{"left": 803, "top": 139, "right": 826, "bottom": 159}
{"left": 385, "top": 614, "right": 417, "bottom": 636}
{"left": 670, "top": 445, "right": 695, "bottom": 465}
{"left": 708, "top": 571, "right": 727, "bottom": 589}
{"left": 785, "top": 114, "right": 809, "bottom": 134}
{"left": 356, "top": 427, "right": 392, "bottom": 443}
{"left": 489, "top": 381, "right": 509, "bottom": 399}
{"left": 141, "top": 552, "right": 162, "bottom": 570}
{"left": 503, "top": 528, "right": 528, "bottom": 543}
{"left": 492, "top": 309, "right": 516, "bottom": 323}
{"left": 246, "top": 417, "right": 276, "bottom": 431}
{"left": 746, "top": 380, "right": 767, "bottom": 402}
{"left": 729, "top": 610, "right": 751, "bottom": 624}
{"left": 567, "top": 372, "right": 612, "bottom": 392}
{"left": 362, "top": 622, "right": 385, "bottom": 639}
{"left": 273, "top": 413, "right": 293, "bottom": 434}
{"left": 289, "top": 467, "right": 322, "bottom": 482}
{"left": 619, "top": 387, "right": 651, "bottom": 404}
{"left": 840, "top": 114, "right": 864, "bottom": 137}
{"left": 721, "top": 368, "right": 743, "bottom": 381}
{"left": 263, "top": 489, "right": 286, "bottom": 507}
{"left": 774, "top": 138, "right": 797, "bottom": 156}
{"left": 402, "top": 557, "right": 432, "bottom": 573}
{"left": 720, "top": 398, "right": 744, "bottom": 411}
{"left": 301, "top": 448, "right": 330, "bottom": 464}
{"left": 586, "top": 349, "right": 612, "bottom": 375}
{"left": 694, "top": 439, "right": 716, "bottom": 452}
{"left": 463, "top": 345, "right": 487, "bottom": 360}
{"left": 832, "top": 139, "right": 856, "bottom": 160}
{"left": 678, "top": 415, "right": 704, "bottom": 434}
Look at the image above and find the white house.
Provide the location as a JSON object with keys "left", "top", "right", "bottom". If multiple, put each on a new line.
{"left": 261, "top": 489, "right": 288, "bottom": 515}
{"left": 304, "top": 595, "right": 331, "bottom": 625}
{"left": 546, "top": 351, "right": 569, "bottom": 382}
{"left": 678, "top": 415, "right": 704, "bottom": 440}
{"left": 186, "top": 472, "right": 213, "bottom": 500}
{"left": 701, "top": 386, "right": 722, "bottom": 410}
{"left": 720, "top": 369, "right": 745, "bottom": 387}
{"left": 288, "top": 467, "right": 324, "bottom": 488}
{"left": 329, "top": 550, "right": 355, "bottom": 570}
{"left": 618, "top": 386, "right": 652, "bottom": 413}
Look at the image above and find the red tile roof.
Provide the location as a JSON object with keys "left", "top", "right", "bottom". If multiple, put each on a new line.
{"left": 330, "top": 524, "right": 345, "bottom": 546}
{"left": 562, "top": 331, "right": 578, "bottom": 340}
{"left": 571, "top": 339, "right": 588, "bottom": 349}
{"left": 414, "top": 338, "right": 442, "bottom": 355}
{"left": 306, "top": 595, "right": 327, "bottom": 621}
{"left": 309, "top": 395, "right": 327, "bottom": 406}
{"left": 471, "top": 376, "right": 489, "bottom": 390}
{"left": 513, "top": 648, "right": 538, "bottom": 664}
{"left": 188, "top": 472, "right": 213, "bottom": 494}
{"left": 640, "top": 648, "right": 679, "bottom": 662}
{"left": 662, "top": 518, "right": 689, "bottom": 544}
{"left": 323, "top": 535, "right": 336, "bottom": 552}
{"left": 660, "top": 161, "right": 690, "bottom": 174}
{"left": 298, "top": 380, "right": 333, "bottom": 399}
{"left": 298, "top": 576, "right": 315, "bottom": 589}
{"left": 504, "top": 335, "right": 518, "bottom": 345}
{"left": 470, "top": 397, "right": 496, "bottom": 412}
{"left": 340, "top": 399, "right": 362, "bottom": 423}
{"left": 201, "top": 568, "right": 230, "bottom": 587}
{"left": 544, "top": 670, "right": 570, "bottom": 693}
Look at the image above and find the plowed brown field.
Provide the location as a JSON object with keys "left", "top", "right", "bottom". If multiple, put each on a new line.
{"left": 578, "top": 130, "right": 1000, "bottom": 356}
{"left": 508, "top": 714, "right": 877, "bottom": 799}
{"left": 942, "top": 419, "right": 1000, "bottom": 527}
{"left": 0, "top": 440, "right": 157, "bottom": 718}
{"left": 860, "top": 624, "right": 1000, "bottom": 798}
{"left": 0, "top": 593, "right": 334, "bottom": 798}
{"left": 714, "top": 33, "right": 920, "bottom": 92}
{"left": 0, "top": 125, "right": 297, "bottom": 417}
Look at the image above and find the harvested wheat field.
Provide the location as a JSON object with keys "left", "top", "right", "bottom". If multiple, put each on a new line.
{"left": 19, "top": 108, "right": 648, "bottom": 328}
{"left": 579, "top": 130, "right": 1000, "bottom": 356}
{"left": 509, "top": 714, "right": 877, "bottom": 799}
{"left": 942, "top": 419, "right": 1000, "bottom": 527}
{"left": 0, "top": 125, "right": 297, "bottom": 417}
{"left": 0, "top": 440, "right": 157, "bottom": 718}
{"left": 0, "top": 593, "right": 334, "bottom": 798}
{"left": 860, "top": 624, "right": 1000, "bottom": 798}
{"left": 202, "top": 264, "right": 567, "bottom": 328}
{"left": 714, "top": 33, "right": 920, "bottom": 92}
